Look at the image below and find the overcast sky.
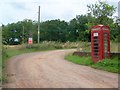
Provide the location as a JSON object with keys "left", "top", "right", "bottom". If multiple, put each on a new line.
{"left": 0, "top": 0, "right": 119, "bottom": 25}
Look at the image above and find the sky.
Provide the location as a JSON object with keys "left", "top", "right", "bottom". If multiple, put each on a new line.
{"left": 0, "top": 0, "right": 119, "bottom": 25}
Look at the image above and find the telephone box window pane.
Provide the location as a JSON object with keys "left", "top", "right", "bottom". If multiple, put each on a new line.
{"left": 104, "top": 33, "right": 108, "bottom": 58}
{"left": 94, "top": 49, "right": 98, "bottom": 52}
{"left": 94, "top": 56, "right": 99, "bottom": 58}
{"left": 94, "top": 53, "right": 98, "bottom": 56}
{"left": 93, "top": 37, "right": 98, "bottom": 39}
{"left": 93, "top": 35, "right": 99, "bottom": 59}
{"left": 94, "top": 43, "right": 98, "bottom": 46}
{"left": 94, "top": 47, "right": 98, "bottom": 49}
{"left": 94, "top": 39, "right": 98, "bottom": 42}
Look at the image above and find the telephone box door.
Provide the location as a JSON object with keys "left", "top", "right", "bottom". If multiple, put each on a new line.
{"left": 91, "top": 31, "right": 102, "bottom": 62}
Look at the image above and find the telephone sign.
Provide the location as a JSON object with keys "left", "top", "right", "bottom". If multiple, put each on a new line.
{"left": 93, "top": 33, "right": 98, "bottom": 37}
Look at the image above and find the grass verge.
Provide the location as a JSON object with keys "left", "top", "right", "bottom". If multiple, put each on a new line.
{"left": 65, "top": 54, "right": 119, "bottom": 73}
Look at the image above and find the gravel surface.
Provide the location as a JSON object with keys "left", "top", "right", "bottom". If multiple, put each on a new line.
{"left": 4, "top": 49, "right": 118, "bottom": 88}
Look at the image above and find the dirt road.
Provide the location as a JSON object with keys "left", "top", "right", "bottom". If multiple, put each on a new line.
{"left": 4, "top": 49, "right": 118, "bottom": 88}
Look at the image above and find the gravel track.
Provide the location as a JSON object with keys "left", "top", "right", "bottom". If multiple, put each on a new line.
{"left": 4, "top": 49, "right": 118, "bottom": 88}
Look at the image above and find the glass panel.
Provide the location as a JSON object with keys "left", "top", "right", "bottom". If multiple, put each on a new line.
{"left": 93, "top": 36, "right": 99, "bottom": 59}
{"left": 104, "top": 33, "right": 108, "bottom": 58}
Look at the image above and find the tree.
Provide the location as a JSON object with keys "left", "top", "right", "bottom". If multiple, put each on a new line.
{"left": 112, "top": 17, "right": 120, "bottom": 42}
{"left": 68, "top": 15, "right": 89, "bottom": 41}
{"left": 2, "top": 19, "right": 36, "bottom": 45}
{"left": 87, "top": 1, "right": 116, "bottom": 25}
{"left": 87, "top": 1, "right": 118, "bottom": 41}
{"left": 40, "top": 19, "right": 68, "bottom": 42}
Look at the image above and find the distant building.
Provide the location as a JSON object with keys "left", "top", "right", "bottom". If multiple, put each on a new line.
{"left": 118, "top": 1, "right": 120, "bottom": 17}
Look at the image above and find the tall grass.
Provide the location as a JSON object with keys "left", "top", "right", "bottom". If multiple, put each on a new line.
{"left": 110, "top": 42, "right": 119, "bottom": 52}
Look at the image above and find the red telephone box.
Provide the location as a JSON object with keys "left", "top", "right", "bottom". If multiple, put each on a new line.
{"left": 91, "top": 25, "right": 110, "bottom": 63}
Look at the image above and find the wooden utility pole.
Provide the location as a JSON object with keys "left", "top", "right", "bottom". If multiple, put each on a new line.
{"left": 23, "top": 26, "right": 24, "bottom": 44}
{"left": 38, "top": 6, "right": 40, "bottom": 44}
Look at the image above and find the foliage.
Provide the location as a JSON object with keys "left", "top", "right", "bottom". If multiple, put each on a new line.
{"left": 68, "top": 15, "right": 90, "bottom": 41}
{"left": 2, "top": 16, "right": 91, "bottom": 44}
{"left": 2, "top": 1, "right": 118, "bottom": 44}
{"left": 87, "top": 1, "right": 118, "bottom": 42}
{"left": 2, "top": 19, "right": 35, "bottom": 45}
{"left": 112, "top": 17, "right": 120, "bottom": 42}
{"left": 87, "top": 1, "right": 116, "bottom": 25}
{"left": 40, "top": 19, "right": 68, "bottom": 42}
{"left": 65, "top": 54, "right": 119, "bottom": 73}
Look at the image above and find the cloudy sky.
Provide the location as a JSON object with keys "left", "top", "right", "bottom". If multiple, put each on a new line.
{"left": 0, "top": 0, "right": 119, "bottom": 25}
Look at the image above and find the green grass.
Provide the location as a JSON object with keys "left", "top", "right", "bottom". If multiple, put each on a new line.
{"left": 65, "top": 54, "right": 119, "bottom": 73}
{"left": 65, "top": 54, "right": 93, "bottom": 66}
{"left": 91, "top": 57, "right": 119, "bottom": 73}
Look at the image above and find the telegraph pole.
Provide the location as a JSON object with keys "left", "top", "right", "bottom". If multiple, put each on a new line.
{"left": 38, "top": 6, "right": 40, "bottom": 44}
{"left": 118, "top": 1, "right": 120, "bottom": 18}
{"left": 23, "top": 25, "right": 24, "bottom": 44}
